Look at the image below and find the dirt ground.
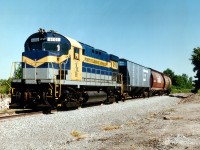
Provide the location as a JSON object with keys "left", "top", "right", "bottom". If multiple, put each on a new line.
{"left": 87, "top": 94, "right": 200, "bottom": 150}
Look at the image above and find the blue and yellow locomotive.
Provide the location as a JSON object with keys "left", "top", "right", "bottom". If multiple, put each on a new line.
{"left": 11, "top": 29, "right": 122, "bottom": 112}
{"left": 10, "top": 29, "right": 171, "bottom": 113}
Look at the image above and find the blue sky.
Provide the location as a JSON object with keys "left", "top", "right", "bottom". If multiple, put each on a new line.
{"left": 0, "top": 0, "right": 199, "bottom": 79}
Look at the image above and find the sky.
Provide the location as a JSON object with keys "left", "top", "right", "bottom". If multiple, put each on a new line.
{"left": 0, "top": 0, "right": 199, "bottom": 79}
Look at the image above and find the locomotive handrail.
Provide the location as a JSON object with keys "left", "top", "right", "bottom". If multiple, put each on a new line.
{"left": 82, "top": 66, "right": 121, "bottom": 85}
{"left": 11, "top": 61, "right": 121, "bottom": 86}
{"left": 10, "top": 62, "right": 22, "bottom": 79}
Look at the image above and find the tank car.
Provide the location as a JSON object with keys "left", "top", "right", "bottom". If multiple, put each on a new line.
{"left": 150, "top": 69, "right": 172, "bottom": 96}
{"left": 163, "top": 75, "right": 172, "bottom": 95}
{"left": 10, "top": 29, "right": 122, "bottom": 113}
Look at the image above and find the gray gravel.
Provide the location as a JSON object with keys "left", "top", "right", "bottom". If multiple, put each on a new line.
{"left": 0, "top": 96, "right": 180, "bottom": 150}
{"left": 0, "top": 98, "right": 10, "bottom": 110}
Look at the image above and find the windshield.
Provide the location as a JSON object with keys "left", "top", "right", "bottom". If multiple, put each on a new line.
{"left": 25, "top": 39, "right": 70, "bottom": 53}
{"left": 29, "top": 42, "right": 42, "bottom": 51}
{"left": 42, "top": 42, "right": 69, "bottom": 54}
{"left": 43, "top": 42, "right": 60, "bottom": 52}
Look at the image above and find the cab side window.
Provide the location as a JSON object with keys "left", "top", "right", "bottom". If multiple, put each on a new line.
{"left": 62, "top": 43, "right": 69, "bottom": 54}
{"left": 74, "top": 47, "right": 79, "bottom": 60}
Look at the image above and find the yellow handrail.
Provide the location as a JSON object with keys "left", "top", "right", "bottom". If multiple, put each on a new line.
{"left": 120, "top": 74, "right": 124, "bottom": 94}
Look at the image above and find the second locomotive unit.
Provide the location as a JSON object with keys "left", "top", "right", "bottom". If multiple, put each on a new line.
{"left": 10, "top": 29, "right": 171, "bottom": 112}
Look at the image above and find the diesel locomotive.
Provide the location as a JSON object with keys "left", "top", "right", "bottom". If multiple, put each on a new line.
{"left": 10, "top": 29, "right": 171, "bottom": 113}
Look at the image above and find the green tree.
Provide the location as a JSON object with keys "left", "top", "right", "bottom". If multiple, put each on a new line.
{"left": 163, "top": 69, "right": 193, "bottom": 90}
{"left": 188, "top": 77, "right": 193, "bottom": 88}
{"left": 14, "top": 63, "right": 22, "bottom": 79}
{"left": 0, "top": 63, "right": 22, "bottom": 94}
{"left": 0, "top": 79, "right": 11, "bottom": 94}
{"left": 163, "top": 68, "right": 175, "bottom": 84}
{"left": 173, "top": 74, "right": 193, "bottom": 89}
{"left": 174, "top": 75, "right": 185, "bottom": 88}
{"left": 163, "top": 68, "right": 175, "bottom": 79}
{"left": 191, "top": 47, "right": 200, "bottom": 91}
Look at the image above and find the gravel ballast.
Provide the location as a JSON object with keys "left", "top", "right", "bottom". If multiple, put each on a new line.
{"left": 0, "top": 96, "right": 180, "bottom": 150}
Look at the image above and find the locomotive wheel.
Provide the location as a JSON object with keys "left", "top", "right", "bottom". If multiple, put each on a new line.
{"left": 16, "top": 91, "right": 21, "bottom": 100}
{"left": 115, "top": 92, "right": 121, "bottom": 103}
{"left": 143, "top": 92, "right": 148, "bottom": 98}
{"left": 166, "top": 91, "right": 170, "bottom": 95}
{"left": 16, "top": 91, "right": 23, "bottom": 107}
{"left": 123, "top": 93, "right": 128, "bottom": 102}
{"left": 42, "top": 106, "right": 51, "bottom": 114}
{"left": 77, "top": 97, "right": 83, "bottom": 109}
{"left": 60, "top": 88, "right": 83, "bottom": 109}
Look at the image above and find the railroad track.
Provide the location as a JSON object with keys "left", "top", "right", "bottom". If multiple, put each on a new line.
{"left": 0, "top": 109, "right": 57, "bottom": 121}
{"left": 0, "top": 94, "right": 177, "bottom": 121}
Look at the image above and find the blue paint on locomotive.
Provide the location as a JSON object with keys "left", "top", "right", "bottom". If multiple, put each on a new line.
{"left": 22, "top": 50, "right": 58, "bottom": 61}
{"left": 23, "top": 31, "right": 71, "bottom": 70}
{"left": 110, "top": 54, "right": 119, "bottom": 62}
{"left": 80, "top": 42, "right": 110, "bottom": 62}
{"left": 25, "top": 31, "right": 71, "bottom": 53}
{"left": 82, "top": 62, "right": 112, "bottom": 75}
{"left": 80, "top": 42, "right": 113, "bottom": 76}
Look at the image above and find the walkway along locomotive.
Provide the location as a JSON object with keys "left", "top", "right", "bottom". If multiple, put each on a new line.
{"left": 10, "top": 29, "right": 172, "bottom": 113}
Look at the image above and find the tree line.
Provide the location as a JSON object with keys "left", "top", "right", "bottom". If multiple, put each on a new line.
{"left": 163, "top": 68, "right": 193, "bottom": 90}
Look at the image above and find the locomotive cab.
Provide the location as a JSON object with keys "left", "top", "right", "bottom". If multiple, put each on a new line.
{"left": 22, "top": 29, "right": 71, "bottom": 80}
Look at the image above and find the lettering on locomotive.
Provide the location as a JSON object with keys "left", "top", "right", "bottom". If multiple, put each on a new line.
{"left": 84, "top": 57, "right": 108, "bottom": 67}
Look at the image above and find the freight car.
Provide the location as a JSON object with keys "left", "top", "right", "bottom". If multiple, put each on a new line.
{"left": 10, "top": 29, "right": 171, "bottom": 113}
{"left": 150, "top": 69, "right": 172, "bottom": 96}
{"left": 118, "top": 59, "right": 151, "bottom": 98}
{"left": 163, "top": 75, "right": 172, "bottom": 95}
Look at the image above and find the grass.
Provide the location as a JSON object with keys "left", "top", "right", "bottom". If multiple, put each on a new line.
{"left": 171, "top": 87, "right": 200, "bottom": 96}
{"left": 165, "top": 108, "right": 175, "bottom": 112}
{"left": 171, "top": 88, "right": 192, "bottom": 94}
{"left": 0, "top": 109, "right": 15, "bottom": 115}
{"left": 148, "top": 112, "right": 158, "bottom": 118}
{"left": 70, "top": 130, "right": 87, "bottom": 140}
{"left": 126, "top": 120, "right": 136, "bottom": 125}
{"left": 163, "top": 115, "right": 183, "bottom": 120}
{"left": 102, "top": 124, "right": 121, "bottom": 131}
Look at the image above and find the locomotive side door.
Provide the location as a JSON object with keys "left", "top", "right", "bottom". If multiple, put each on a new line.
{"left": 71, "top": 47, "right": 82, "bottom": 81}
